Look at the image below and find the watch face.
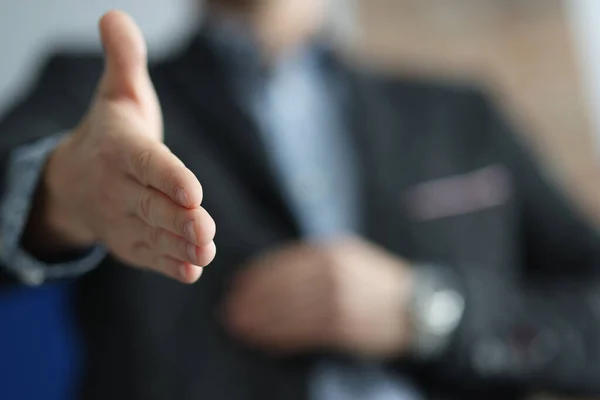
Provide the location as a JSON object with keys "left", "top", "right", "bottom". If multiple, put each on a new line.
{"left": 422, "top": 289, "right": 465, "bottom": 335}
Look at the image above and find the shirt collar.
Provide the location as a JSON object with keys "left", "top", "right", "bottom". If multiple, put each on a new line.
{"left": 199, "top": 13, "right": 336, "bottom": 86}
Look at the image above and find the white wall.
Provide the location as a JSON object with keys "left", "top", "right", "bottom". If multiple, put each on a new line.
{"left": 568, "top": 0, "right": 600, "bottom": 156}
{"left": 0, "top": 0, "right": 197, "bottom": 113}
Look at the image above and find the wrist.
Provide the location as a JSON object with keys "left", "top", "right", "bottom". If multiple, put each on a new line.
{"left": 405, "top": 264, "right": 466, "bottom": 360}
{"left": 42, "top": 134, "right": 96, "bottom": 248}
{"left": 395, "top": 263, "right": 417, "bottom": 353}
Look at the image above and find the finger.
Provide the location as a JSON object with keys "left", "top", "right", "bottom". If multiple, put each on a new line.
{"left": 122, "top": 216, "right": 215, "bottom": 267}
{"left": 121, "top": 178, "right": 214, "bottom": 245}
{"left": 98, "top": 10, "right": 151, "bottom": 102}
{"left": 197, "top": 240, "right": 217, "bottom": 268}
{"left": 132, "top": 241, "right": 204, "bottom": 284}
{"left": 179, "top": 262, "right": 204, "bottom": 284}
{"left": 156, "top": 257, "right": 204, "bottom": 284}
{"left": 124, "top": 140, "right": 203, "bottom": 208}
{"left": 148, "top": 224, "right": 200, "bottom": 265}
{"left": 150, "top": 226, "right": 216, "bottom": 268}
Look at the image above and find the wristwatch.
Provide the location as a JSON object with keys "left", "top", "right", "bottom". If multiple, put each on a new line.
{"left": 407, "top": 264, "right": 466, "bottom": 359}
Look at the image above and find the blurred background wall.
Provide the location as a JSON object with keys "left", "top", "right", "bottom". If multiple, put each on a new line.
{"left": 351, "top": 0, "right": 600, "bottom": 220}
{"left": 0, "top": 0, "right": 599, "bottom": 212}
{"left": 570, "top": 0, "right": 600, "bottom": 158}
{"left": 0, "top": 0, "right": 196, "bottom": 112}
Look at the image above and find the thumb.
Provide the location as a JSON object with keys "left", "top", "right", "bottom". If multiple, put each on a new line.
{"left": 98, "top": 10, "right": 152, "bottom": 102}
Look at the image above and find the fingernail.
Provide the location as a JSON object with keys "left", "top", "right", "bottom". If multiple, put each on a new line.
{"left": 186, "top": 243, "right": 198, "bottom": 264}
{"left": 175, "top": 187, "right": 188, "bottom": 206}
{"left": 184, "top": 220, "right": 196, "bottom": 244}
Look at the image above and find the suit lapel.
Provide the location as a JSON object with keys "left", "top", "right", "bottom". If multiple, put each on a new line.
{"left": 346, "top": 72, "right": 421, "bottom": 259}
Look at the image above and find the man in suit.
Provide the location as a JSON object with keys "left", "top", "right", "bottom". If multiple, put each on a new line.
{"left": 2, "top": 0, "right": 600, "bottom": 399}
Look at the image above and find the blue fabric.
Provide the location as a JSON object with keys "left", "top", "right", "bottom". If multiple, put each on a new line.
{"left": 0, "top": 282, "right": 83, "bottom": 400}
{"left": 0, "top": 135, "right": 103, "bottom": 399}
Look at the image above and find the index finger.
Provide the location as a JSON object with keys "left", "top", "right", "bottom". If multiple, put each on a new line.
{"left": 125, "top": 140, "right": 203, "bottom": 208}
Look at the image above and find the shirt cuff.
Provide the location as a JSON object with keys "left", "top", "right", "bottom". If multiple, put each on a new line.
{"left": 0, "top": 133, "right": 106, "bottom": 286}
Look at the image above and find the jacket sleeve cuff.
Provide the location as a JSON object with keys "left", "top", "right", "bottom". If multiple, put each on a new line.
{"left": 0, "top": 133, "right": 106, "bottom": 285}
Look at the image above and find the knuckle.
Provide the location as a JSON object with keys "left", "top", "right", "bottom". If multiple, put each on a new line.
{"left": 164, "top": 159, "right": 190, "bottom": 194}
{"left": 174, "top": 210, "right": 190, "bottom": 237}
{"left": 161, "top": 167, "right": 181, "bottom": 198}
{"left": 139, "top": 191, "right": 154, "bottom": 224}
{"left": 148, "top": 227, "right": 163, "bottom": 247}
{"left": 133, "top": 147, "right": 154, "bottom": 184}
{"left": 166, "top": 161, "right": 200, "bottom": 201}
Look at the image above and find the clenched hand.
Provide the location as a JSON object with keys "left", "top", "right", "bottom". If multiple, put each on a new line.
{"left": 225, "top": 237, "right": 414, "bottom": 358}
{"left": 39, "top": 11, "right": 216, "bottom": 283}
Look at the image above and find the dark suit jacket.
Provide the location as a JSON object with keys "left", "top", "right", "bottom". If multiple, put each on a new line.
{"left": 2, "top": 33, "right": 600, "bottom": 400}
